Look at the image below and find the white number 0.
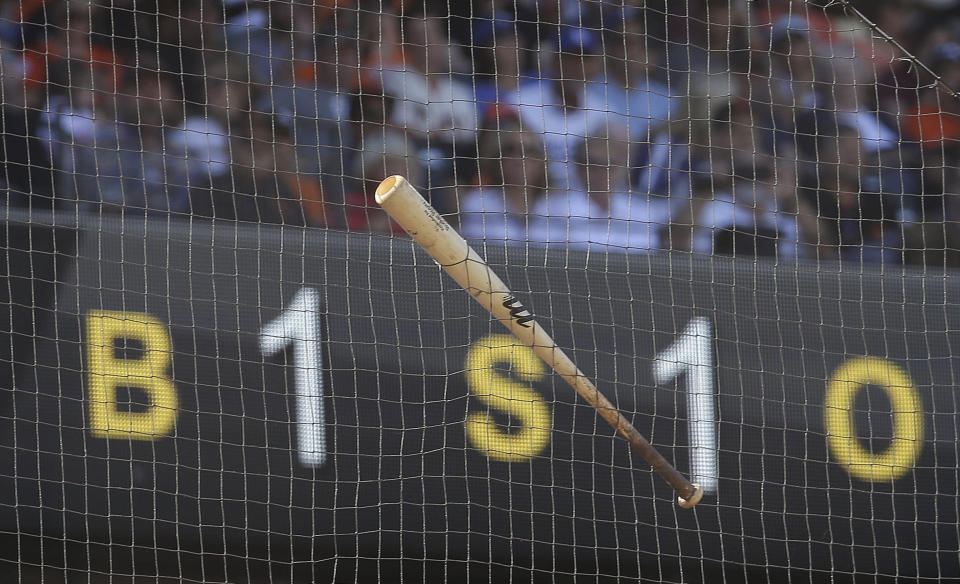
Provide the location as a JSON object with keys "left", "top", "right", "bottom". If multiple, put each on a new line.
{"left": 652, "top": 317, "right": 718, "bottom": 493}
{"left": 260, "top": 287, "right": 327, "bottom": 467}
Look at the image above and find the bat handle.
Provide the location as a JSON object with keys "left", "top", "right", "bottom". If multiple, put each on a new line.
{"left": 618, "top": 414, "right": 704, "bottom": 508}
{"left": 552, "top": 336, "right": 705, "bottom": 508}
{"left": 677, "top": 484, "right": 704, "bottom": 509}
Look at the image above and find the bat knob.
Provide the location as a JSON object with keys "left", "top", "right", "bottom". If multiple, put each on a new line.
{"left": 677, "top": 483, "right": 704, "bottom": 509}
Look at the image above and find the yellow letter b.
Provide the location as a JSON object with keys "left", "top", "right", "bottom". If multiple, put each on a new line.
{"left": 86, "top": 311, "right": 178, "bottom": 439}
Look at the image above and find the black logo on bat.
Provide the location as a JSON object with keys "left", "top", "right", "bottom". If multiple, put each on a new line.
{"left": 502, "top": 296, "right": 534, "bottom": 328}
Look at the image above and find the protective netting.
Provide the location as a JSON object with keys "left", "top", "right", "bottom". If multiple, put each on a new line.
{"left": 1, "top": 0, "right": 959, "bottom": 582}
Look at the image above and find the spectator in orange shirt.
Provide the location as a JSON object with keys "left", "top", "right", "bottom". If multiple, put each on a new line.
{"left": 22, "top": 3, "right": 123, "bottom": 97}
{"left": 902, "top": 43, "right": 960, "bottom": 151}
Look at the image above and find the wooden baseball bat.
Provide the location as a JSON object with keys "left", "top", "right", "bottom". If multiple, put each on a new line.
{"left": 375, "top": 175, "right": 703, "bottom": 508}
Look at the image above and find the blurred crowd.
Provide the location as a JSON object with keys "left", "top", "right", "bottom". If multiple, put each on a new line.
{"left": 2, "top": 0, "right": 960, "bottom": 265}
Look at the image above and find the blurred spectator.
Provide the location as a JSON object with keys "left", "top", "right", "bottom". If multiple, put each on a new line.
{"left": 340, "top": 81, "right": 427, "bottom": 232}
{"left": 343, "top": 134, "right": 423, "bottom": 233}
{"left": 117, "top": 70, "right": 191, "bottom": 214}
{"left": 873, "top": 0, "right": 923, "bottom": 116}
{"left": 617, "top": 16, "right": 683, "bottom": 143}
{"left": 222, "top": 0, "right": 274, "bottom": 86}
{"left": 832, "top": 60, "right": 901, "bottom": 156}
{"left": 193, "top": 113, "right": 307, "bottom": 226}
{"left": 459, "top": 120, "right": 550, "bottom": 243}
{"left": 538, "top": 131, "right": 662, "bottom": 252}
{"left": 347, "top": 87, "right": 402, "bottom": 176}
{"left": 38, "top": 59, "right": 136, "bottom": 214}
{"left": 669, "top": 0, "right": 752, "bottom": 125}
{"left": 902, "top": 167, "right": 960, "bottom": 268}
{"left": 23, "top": 2, "right": 124, "bottom": 100}
{"left": 767, "top": 13, "right": 838, "bottom": 160}
{"left": 681, "top": 99, "right": 826, "bottom": 260}
{"left": 819, "top": 122, "right": 902, "bottom": 263}
{"left": 472, "top": 11, "right": 538, "bottom": 124}
{"left": 902, "top": 43, "right": 960, "bottom": 151}
{"left": 342, "top": 130, "right": 421, "bottom": 233}
{"left": 251, "top": 27, "right": 348, "bottom": 201}
{"left": 597, "top": 13, "right": 698, "bottom": 241}
{"left": 829, "top": 51, "right": 922, "bottom": 220}
{"left": 156, "top": 0, "right": 225, "bottom": 106}
{"left": 689, "top": 152, "right": 818, "bottom": 261}
{"left": 0, "top": 4, "right": 23, "bottom": 48}
{"left": 167, "top": 56, "right": 252, "bottom": 205}
{"left": 631, "top": 125, "right": 696, "bottom": 236}
{"left": 379, "top": 12, "right": 477, "bottom": 206}
{"left": 515, "top": 25, "right": 622, "bottom": 190}
{"left": 0, "top": 39, "right": 54, "bottom": 208}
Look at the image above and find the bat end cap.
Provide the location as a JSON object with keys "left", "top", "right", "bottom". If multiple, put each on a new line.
{"left": 677, "top": 483, "right": 704, "bottom": 509}
{"left": 375, "top": 175, "right": 405, "bottom": 205}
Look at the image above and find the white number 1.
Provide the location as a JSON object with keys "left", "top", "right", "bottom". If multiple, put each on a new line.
{"left": 652, "top": 317, "right": 718, "bottom": 493}
{"left": 260, "top": 287, "right": 327, "bottom": 467}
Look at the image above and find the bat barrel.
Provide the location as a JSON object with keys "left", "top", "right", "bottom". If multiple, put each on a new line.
{"left": 375, "top": 175, "right": 460, "bottom": 255}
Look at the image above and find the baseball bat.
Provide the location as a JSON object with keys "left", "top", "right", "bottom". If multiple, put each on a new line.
{"left": 375, "top": 175, "right": 703, "bottom": 508}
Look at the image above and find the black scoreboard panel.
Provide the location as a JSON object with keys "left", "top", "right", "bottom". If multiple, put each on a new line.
{"left": 1, "top": 216, "right": 958, "bottom": 582}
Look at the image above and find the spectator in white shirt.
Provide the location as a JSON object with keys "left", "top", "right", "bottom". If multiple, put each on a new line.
{"left": 538, "top": 131, "right": 664, "bottom": 253}
{"left": 613, "top": 15, "right": 684, "bottom": 143}
{"left": 379, "top": 13, "right": 478, "bottom": 210}
{"left": 515, "top": 26, "right": 624, "bottom": 191}
{"left": 167, "top": 58, "right": 250, "bottom": 199}
{"left": 459, "top": 120, "right": 550, "bottom": 244}
{"left": 41, "top": 60, "right": 135, "bottom": 214}
{"left": 691, "top": 152, "right": 823, "bottom": 261}
{"left": 380, "top": 15, "right": 476, "bottom": 149}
